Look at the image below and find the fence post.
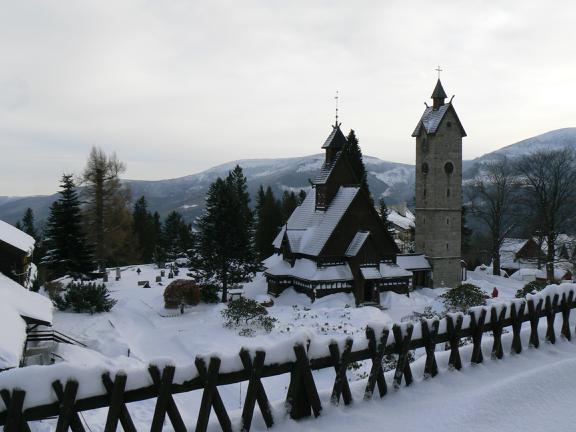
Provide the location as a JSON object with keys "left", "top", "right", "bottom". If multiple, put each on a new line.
{"left": 286, "top": 343, "right": 322, "bottom": 420}
{"left": 490, "top": 306, "right": 507, "bottom": 359}
{"left": 392, "top": 324, "right": 414, "bottom": 389}
{"left": 510, "top": 302, "right": 526, "bottom": 354}
{"left": 239, "top": 349, "right": 273, "bottom": 431}
{"left": 469, "top": 309, "right": 487, "bottom": 364}
{"left": 52, "top": 380, "right": 85, "bottom": 432}
{"left": 560, "top": 290, "right": 574, "bottom": 341}
{"left": 195, "top": 357, "right": 232, "bottom": 432}
{"left": 364, "top": 326, "right": 389, "bottom": 399}
{"left": 527, "top": 298, "right": 542, "bottom": 348}
{"left": 102, "top": 373, "right": 135, "bottom": 432}
{"left": 545, "top": 294, "right": 559, "bottom": 344}
{"left": 2, "top": 389, "right": 28, "bottom": 432}
{"left": 446, "top": 314, "right": 463, "bottom": 370}
{"left": 329, "top": 339, "right": 353, "bottom": 406}
{"left": 421, "top": 319, "right": 439, "bottom": 377}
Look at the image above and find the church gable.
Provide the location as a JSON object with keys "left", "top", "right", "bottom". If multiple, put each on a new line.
{"left": 319, "top": 190, "right": 399, "bottom": 259}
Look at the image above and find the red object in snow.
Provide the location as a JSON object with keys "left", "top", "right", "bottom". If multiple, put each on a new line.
{"left": 492, "top": 287, "right": 499, "bottom": 298}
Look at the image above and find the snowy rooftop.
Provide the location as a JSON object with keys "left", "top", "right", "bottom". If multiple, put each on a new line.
{"left": 272, "top": 186, "right": 360, "bottom": 256}
{"left": 0, "top": 272, "right": 53, "bottom": 324}
{"left": 379, "top": 263, "right": 412, "bottom": 278}
{"left": 397, "top": 254, "right": 431, "bottom": 271}
{"left": 412, "top": 102, "right": 466, "bottom": 138}
{"left": 0, "top": 219, "right": 35, "bottom": 254}
{"left": 0, "top": 302, "right": 27, "bottom": 370}
{"left": 387, "top": 208, "right": 415, "bottom": 231}
{"left": 313, "top": 152, "right": 341, "bottom": 185}
{"left": 265, "top": 257, "right": 353, "bottom": 282}
{"left": 345, "top": 231, "right": 370, "bottom": 257}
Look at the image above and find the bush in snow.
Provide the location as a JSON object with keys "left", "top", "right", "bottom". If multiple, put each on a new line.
{"left": 439, "top": 283, "right": 488, "bottom": 313}
{"left": 515, "top": 280, "right": 549, "bottom": 298}
{"left": 221, "top": 297, "right": 277, "bottom": 335}
{"left": 53, "top": 281, "right": 117, "bottom": 313}
{"left": 164, "top": 280, "right": 201, "bottom": 308}
{"left": 200, "top": 284, "right": 220, "bottom": 304}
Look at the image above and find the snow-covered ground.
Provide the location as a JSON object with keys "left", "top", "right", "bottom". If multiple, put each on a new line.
{"left": 16, "top": 265, "right": 576, "bottom": 430}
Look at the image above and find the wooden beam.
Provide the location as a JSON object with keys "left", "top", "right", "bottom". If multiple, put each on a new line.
{"left": 364, "top": 326, "right": 389, "bottom": 399}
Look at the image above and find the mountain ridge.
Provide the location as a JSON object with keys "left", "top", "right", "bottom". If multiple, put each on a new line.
{"left": 2, "top": 128, "right": 576, "bottom": 225}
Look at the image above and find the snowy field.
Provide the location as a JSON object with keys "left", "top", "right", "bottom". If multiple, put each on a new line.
{"left": 21, "top": 264, "right": 576, "bottom": 430}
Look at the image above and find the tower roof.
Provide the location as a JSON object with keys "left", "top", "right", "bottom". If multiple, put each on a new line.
{"left": 321, "top": 124, "right": 348, "bottom": 150}
{"left": 412, "top": 104, "right": 466, "bottom": 137}
{"left": 431, "top": 79, "right": 447, "bottom": 100}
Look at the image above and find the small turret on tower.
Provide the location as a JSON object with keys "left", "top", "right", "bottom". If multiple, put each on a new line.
{"left": 431, "top": 79, "right": 448, "bottom": 110}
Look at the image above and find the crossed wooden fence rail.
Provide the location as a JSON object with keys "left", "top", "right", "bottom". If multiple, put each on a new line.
{"left": 1, "top": 285, "right": 574, "bottom": 431}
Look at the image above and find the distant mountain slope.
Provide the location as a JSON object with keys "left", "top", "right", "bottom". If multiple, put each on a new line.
{"left": 463, "top": 127, "right": 576, "bottom": 177}
{"left": 2, "top": 128, "right": 575, "bottom": 226}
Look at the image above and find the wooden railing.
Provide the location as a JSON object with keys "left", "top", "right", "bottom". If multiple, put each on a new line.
{"left": 1, "top": 284, "right": 574, "bottom": 431}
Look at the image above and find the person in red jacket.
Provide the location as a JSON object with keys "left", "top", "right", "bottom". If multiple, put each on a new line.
{"left": 492, "top": 287, "right": 499, "bottom": 298}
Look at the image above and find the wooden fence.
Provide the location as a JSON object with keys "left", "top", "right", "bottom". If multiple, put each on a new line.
{"left": 1, "top": 284, "right": 575, "bottom": 432}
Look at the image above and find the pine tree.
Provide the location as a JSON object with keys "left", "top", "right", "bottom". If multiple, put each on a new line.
{"left": 132, "top": 196, "right": 157, "bottom": 263}
{"left": 20, "top": 208, "right": 39, "bottom": 240}
{"left": 344, "top": 130, "right": 370, "bottom": 195}
{"left": 378, "top": 197, "right": 395, "bottom": 235}
{"left": 18, "top": 208, "right": 43, "bottom": 264}
{"left": 81, "top": 147, "right": 136, "bottom": 269}
{"left": 255, "top": 186, "right": 283, "bottom": 260}
{"left": 192, "top": 167, "right": 259, "bottom": 302}
{"left": 42, "top": 174, "right": 93, "bottom": 279}
{"left": 162, "top": 211, "right": 194, "bottom": 261}
{"left": 281, "top": 190, "right": 299, "bottom": 223}
{"left": 298, "top": 189, "right": 307, "bottom": 204}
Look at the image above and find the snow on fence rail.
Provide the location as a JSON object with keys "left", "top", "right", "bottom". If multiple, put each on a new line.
{"left": 1, "top": 284, "right": 575, "bottom": 431}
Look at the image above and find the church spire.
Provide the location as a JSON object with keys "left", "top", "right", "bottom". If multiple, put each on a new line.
{"left": 431, "top": 79, "right": 447, "bottom": 110}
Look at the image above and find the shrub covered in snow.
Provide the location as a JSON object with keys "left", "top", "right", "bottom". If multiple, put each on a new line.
{"left": 53, "top": 281, "right": 117, "bottom": 313}
{"left": 515, "top": 280, "right": 549, "bottom": 298}
{"left": 221, "top": 297, "right": 277, "bottom": 335}
{"left": 439, "top": 283, "right": 489, "bottom": 313}
{"left": 163, "top": 280, "right": 201, "bottom": 308}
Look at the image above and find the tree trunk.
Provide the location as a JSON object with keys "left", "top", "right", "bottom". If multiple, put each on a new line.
{"left": 95, "top": 168, "right": 104, "bottom": 272}
{"left": 492, "top": 252, "right": 501, "bottom": 276}
{"left": 546, "top": 236, "right": 555, "bottom": 282}
{"left": 221, "top": 265, "right": 228, "bottom": 303}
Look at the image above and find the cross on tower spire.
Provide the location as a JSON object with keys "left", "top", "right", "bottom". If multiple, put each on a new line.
{"left": 435, "top": 65, "right": 443, "bottom": 79}
{"left": 334, "top": 90, "right": 340, "bottom": 127}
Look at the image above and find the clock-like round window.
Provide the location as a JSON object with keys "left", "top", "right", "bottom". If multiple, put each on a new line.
{"left": 421, "top": 162, "right": 429, "bottom": 174}
{"left": 444, "top": 161, "right": 454, "bottom": 175}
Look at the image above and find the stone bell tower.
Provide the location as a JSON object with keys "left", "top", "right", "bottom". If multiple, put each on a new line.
{"left": 412, "top": 78, "right": 466, "bottom": 287}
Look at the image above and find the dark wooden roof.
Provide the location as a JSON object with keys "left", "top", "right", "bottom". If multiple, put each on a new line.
{"left": 321, "top": 125, "right": 347, "bottom": 150}
{"left": 431, "top": 79, "right": 447, "bottom": 100}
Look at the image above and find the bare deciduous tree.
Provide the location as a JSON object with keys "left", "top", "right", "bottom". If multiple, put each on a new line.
{"left": 515, "top": 148, "right": 576, "bottom": 282}
{"left": 469, "top": 157, "right": 517, "bottom": 276}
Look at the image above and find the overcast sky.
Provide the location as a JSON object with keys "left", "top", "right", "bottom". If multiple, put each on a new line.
{"left": 1, "top": 0, "right": 575, "bottom": 196}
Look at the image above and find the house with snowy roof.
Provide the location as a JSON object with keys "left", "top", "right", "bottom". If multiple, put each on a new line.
{"left": 265, "top": 123, "right": 412, "bottom": 305}
{"left": 496, "top": 238, "right": 545, "bottom": 275}
{"left": 0, "top": 219, "right": 35, "bottom": 286}
{"left": 0, "top": 221, "right": 53, "bottom": 370}
{"left": 387, "top": 202, "right": 415, "bottom": 254}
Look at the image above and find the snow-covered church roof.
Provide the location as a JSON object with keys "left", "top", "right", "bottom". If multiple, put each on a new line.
{"left": 0, "top": 219, "right": 35, "bottom": 255}
{"left": 272, "top": 186, "right": 360, "bottom": 256}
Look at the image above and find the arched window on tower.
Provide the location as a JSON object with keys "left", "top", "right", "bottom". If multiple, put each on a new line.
{"left": 444, "top": 161, "right": 454, "bottom": 175}
{"left": 422, "top": 162, "right": 429, "bottom": 174}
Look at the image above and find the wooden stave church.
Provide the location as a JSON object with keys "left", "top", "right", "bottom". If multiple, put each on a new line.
{"left": 264, "top": 124, "right": 412, "bottom": 305}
